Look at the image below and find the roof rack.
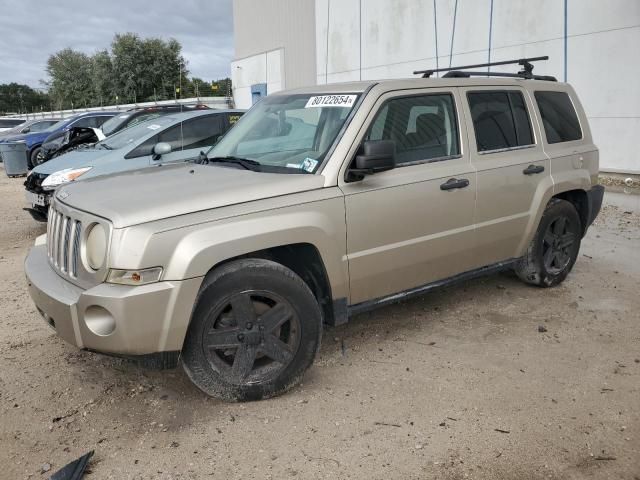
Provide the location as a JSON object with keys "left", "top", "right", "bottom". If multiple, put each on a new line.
{"left": 413, "top": 56, "right": 557, "bottom": 82}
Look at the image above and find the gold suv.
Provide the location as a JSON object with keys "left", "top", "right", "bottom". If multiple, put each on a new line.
{"left": 25, "top": 58, "right": 604, "bottom": 401}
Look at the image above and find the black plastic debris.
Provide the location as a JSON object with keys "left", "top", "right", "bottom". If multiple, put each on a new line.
{"left": 49, "top": 450, "right": 94, "bottom": 480}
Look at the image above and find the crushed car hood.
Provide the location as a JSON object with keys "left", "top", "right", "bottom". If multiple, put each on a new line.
{"left": 33, "top": 148, "right": 114, "bottom": 174}
{"left": 57, "top": 162, "right": 325, "bottom": 228}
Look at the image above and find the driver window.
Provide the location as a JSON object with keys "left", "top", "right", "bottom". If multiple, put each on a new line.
{"left": 125, "top": 123, "right": 183, "bottom": 158}
{"left": 364, "top": 93, "right": 460, "bottom": 165}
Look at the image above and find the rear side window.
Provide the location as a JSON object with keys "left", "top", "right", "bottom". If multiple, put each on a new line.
{"left": 364, "top": 93, "right": 460, "bottom": 165}
{"left": 534, "top": 91, "right": 582, "bottom": 143}
{"left": 467, "top": 91, "right": 533, "bottom": 152}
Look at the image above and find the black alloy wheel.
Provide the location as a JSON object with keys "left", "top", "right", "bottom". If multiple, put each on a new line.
{"left": 203, "top": 290, "right": 300, "bottom": 384}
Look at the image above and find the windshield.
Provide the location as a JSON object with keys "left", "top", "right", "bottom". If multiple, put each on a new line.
{"left": 208, "top": 93, "right": 360, "bottom": 173}
{"left": 98, "top": 116, "right": 175, "bottom": 150}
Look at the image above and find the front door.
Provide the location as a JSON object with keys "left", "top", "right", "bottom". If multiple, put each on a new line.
{"left": 339, "top": 89, "right": 477, "bottom": 305}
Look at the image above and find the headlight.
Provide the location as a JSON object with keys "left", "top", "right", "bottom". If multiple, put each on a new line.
{"left": 41, "top": 167, "right": 92, "bottom": 191}
{"left": 85, "top": 223, "right": 107, "bottom": 270}
{"left": 107, "top": 267, "right": 163, "bottom": 286}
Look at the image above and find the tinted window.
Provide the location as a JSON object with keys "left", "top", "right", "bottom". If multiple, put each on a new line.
{"left": 182, "top": 115, "right": 225, "bottom": 150}
{"left": 534, "top": 91, "right": 582, "bottom": 143}
{"left": 0, "top": 119, "right": 25, "bottom": 128}
{"left": 29, "top": 120, "right": 58, "bottom": 132}
{"left": 468, "top": 91, "right": 533, "bottom": 152}
{"left": 364, "top": 93, "right": 459, "bottom": 165}
{"left": 126, "top": 123, "right": 183, "bottom": 158}
{"left": 96, "top": 115, "right": 113, "bottom": 127}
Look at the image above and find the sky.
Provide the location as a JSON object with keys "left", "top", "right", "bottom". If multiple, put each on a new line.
{"left": 0, "top": 0, "right": 234, "bottom": 88}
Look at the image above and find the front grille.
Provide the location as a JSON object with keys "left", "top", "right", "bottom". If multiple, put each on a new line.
{"left": 47, "top": 204, "right": 82, "bottom": 278}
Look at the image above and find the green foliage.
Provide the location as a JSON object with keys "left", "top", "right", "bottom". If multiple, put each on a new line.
{"left": 38, "top": 33, "right": 231, "bottom": 109}
{"left": 0, "top": 83, "right": 49, "bottom": 114}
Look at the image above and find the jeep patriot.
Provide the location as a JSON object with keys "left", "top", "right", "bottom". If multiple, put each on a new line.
{"left": 25, "top": 59, "right": 604, "bottom": 401}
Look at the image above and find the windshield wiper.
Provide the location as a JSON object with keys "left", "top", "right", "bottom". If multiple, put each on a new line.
{"left": 97, "top": 143, "right": 112, "bottom": 150}
{"left": 205, "top": 156, "right": 261, "bottom": 171}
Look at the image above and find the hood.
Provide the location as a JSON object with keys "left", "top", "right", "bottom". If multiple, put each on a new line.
{"left": 32, "top": 148, "right": 114, "bottom": 174}
{"left": 56, "top": 162, "right": 325, "bottom": 228}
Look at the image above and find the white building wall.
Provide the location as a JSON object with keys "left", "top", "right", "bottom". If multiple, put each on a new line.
{"left": 232, "top": 0, "right": 316, "bottom": 109}
{"left": 313, "top": 0, "right": 640, "bottom": 173}
{"left": 231, "top": 49, "right": 284, "bottom": 109}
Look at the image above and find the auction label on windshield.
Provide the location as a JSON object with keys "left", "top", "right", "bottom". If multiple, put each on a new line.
{"left": 305, "top": 95, "right": 357, "bottom": 108}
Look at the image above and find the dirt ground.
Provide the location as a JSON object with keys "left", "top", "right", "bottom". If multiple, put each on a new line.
{"left": 0, "top": 170, "right": 638, "bottom": 480}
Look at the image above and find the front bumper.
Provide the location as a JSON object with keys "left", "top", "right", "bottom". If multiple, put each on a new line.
{"left": 25, "top": 245, "right": 202, "bottom": 356}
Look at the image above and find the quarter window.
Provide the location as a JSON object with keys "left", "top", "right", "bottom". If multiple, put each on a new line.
{"left": 467, "top": 91, "right": 534, "bottom": 152}
{"left": 534, "top": 91, "right": 582, "bottom": 143}
{"left": 364, "top": 93, "right": 460, "bottom": 165}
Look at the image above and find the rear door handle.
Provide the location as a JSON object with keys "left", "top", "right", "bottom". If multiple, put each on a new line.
{"left": 440, "top": 177, "right": 470, "bottom": 191}
{"left": 523, "top": 164, "right": 545, "bottom": 175}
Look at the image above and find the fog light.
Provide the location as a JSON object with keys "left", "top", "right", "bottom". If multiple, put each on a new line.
{"left": 84, "top": 305, "right": 116, "bottom": 336}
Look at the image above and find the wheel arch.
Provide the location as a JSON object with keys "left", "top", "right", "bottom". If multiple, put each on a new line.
{"left": 552, "top": 189, "right": 589, "bottom": 236}
{"left": 198, "top": 242, "right": 342, "bottom": 327}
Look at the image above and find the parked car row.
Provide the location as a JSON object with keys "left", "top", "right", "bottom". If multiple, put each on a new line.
{"left": 0, "top": 117, "right": 26, "bottom": 132}
{"left": 22, "top": 57, "right": 604, "bottom": 402}
{"left": 24, "top": 108, "right": 244, "bottom": 220}
{"left": 0, "top": 111, "right": 117, "bottom": 167}
{"left": 0, "top": 118, "right": 61, "bottom": 138}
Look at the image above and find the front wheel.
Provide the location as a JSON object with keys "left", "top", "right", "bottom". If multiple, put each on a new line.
{"left": 181, "top": 259, "right": 322, "bottom": 401}
{"left": 29, "top": 146, "right": 44, "bottom": 168}
{"left": 515, "top": 198, "right": 582, "bottom": 287}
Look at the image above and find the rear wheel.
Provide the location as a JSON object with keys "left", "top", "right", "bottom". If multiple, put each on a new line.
{"left": 181, "top": 259, "right": 322, "bottom": 401}
{"left": 515, "top": 198, "right": 582, "bottom": 287}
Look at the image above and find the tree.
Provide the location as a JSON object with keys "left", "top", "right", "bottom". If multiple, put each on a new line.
{"left": 46, "top": 48, "right": 93, "bottom": 109}
{"left": 0, "top": 83, "right": 49, "bottom": 114}
{"left": 42, "top": 33, "right": 217, "bottom": 108}
{"left": 110, "top": 33, "right": 188, "bottom": 102}
{"left": 92, "top": 49, "right": 114, "bottom": 105}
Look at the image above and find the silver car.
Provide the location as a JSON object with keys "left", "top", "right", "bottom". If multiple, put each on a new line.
{"left": 24, "top": 109, "right": 244, "bottom": 221}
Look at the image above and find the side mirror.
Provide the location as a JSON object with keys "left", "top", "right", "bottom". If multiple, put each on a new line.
{"left": 21, "top": 127, "right": 30, "bottom": 133}
{"left": 349, "top": 140, "right": 396, "bottom": 180}
{"left": 152, "top": 142, "right": 172, "bottom": 160}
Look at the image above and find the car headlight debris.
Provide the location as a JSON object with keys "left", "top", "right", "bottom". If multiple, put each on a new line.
{"left": 41, "top": 167, "right": 92, "bottom": 191}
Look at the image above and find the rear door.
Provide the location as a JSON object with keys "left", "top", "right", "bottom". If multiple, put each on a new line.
{"left": 340, "top": 88, "right": 477, "bottom": 305}
{"left": 459, "top": 86, "right": 551, "bottom": 266}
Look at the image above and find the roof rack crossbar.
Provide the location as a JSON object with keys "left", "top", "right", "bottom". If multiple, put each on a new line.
{"left": 442, "top": 70, "right": 557, "bottom": 82}
{"left": 414, "top": 56, "right": 549, "bottom": 78}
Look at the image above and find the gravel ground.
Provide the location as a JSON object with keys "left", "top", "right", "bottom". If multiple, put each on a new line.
{"left": 0, "top": 171, "right": 638, "bottom": 479}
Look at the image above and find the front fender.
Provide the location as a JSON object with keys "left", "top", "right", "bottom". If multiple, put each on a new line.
{"left": 136, "top": 196, "right": 349, "bottom": 301}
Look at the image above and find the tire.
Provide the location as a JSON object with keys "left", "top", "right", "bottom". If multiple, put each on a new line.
{"left": 515, "top": 198, "right": 582, "bottom": 287}
{"left": 29, "top": 146, "right": 44, "bottom": 168}
{"left": 181, "top": 258, "right": 323, "bottom": 401}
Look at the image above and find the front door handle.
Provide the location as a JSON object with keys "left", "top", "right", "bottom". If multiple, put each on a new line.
{"left": 523, "top": 164, "right": 545, "bottom": 175}
{"left": 440, "top": 177, "right": 470, "bottom": 191}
